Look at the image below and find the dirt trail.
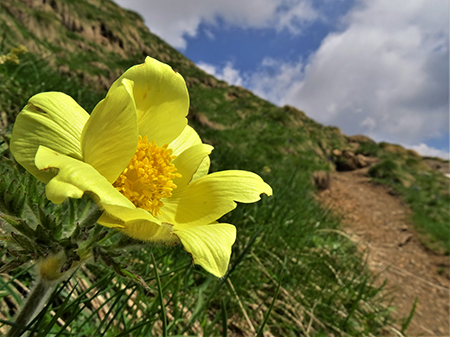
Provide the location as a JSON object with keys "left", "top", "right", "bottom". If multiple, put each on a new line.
{"left": 318, "top": 168, "right": 449, "bottom": 337}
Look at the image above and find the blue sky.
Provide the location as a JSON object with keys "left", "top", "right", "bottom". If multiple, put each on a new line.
{"left": 115, "top": 0, "right": 449, "bottom": 159}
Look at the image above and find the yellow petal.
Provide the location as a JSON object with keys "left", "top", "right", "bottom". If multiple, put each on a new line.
{"left": 174, "top": 223, "right": 236, "bottom": 277}
{"left": 35, "top": 146, "right": 135, "bottom": 209}
{"left": 97, "top": 211, "right": 172, "bottom": 242}
{"left": 161, "top": 171, "right": 272, "bottom": 227}
{"left": 81, "top": 79, "right": 138, "bottom": 183}
{"left": 110, "top": 56, "right": 189, "bottom": 146}
{"left": 10, "top": 92, "right": 89, "bottom": 183}
{"left": 34, "top": 146, "right": 168, "bottom": 240}
{"left": 172, "top": 143, "right": 213, "bottom": 189}
{"left": 192, "top": 156, "right": 211, "bottom": 181}
{"left": 169, "top": 125, "right": 203, "bottom": 156}
{"left": 121, "top": 221, "right": 174, "bottom": 242}
{"left": 170, "top": 125, "right": 211, "bottom": 182}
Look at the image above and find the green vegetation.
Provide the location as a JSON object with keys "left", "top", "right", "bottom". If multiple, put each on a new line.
{"left": 368, "top": 158, "right": 414, "bottom": 187}
{"left": 0, "top": 0, "right": 447, "bottom": 334}
{"left": 355, "top": 141, "right": 382, "bottom": 157}
{"left": 368, "top": 153, "right": 450, "bottom": 254}
{"left": 346, "top": 138, "right": 450, "bottom": 254}
{"left": 0, "top": 40, "right": 395, "bottom": 336}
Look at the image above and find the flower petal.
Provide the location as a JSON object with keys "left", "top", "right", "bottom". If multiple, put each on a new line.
{"left": 110, "top": 56, "right": 189, "bottom": 146}
{"left": 121, "top": 221, "right": 175, "bottom": 242}
{"left": 174, "top": 223, "right": 236, "bottom": 277}
{"left": 97, "top": 211, "right": 173, "bottom": 242}
{"left": 10, "top": 92, "right": 89, "bottom": 183}
{"left": 35, "top": 145, "right": 136, "bottom": 209}
{"left": 34, "top": 146, "right": 169, "bottom": 240}
{"left": 169, "top": 125, "right": 203, "bottom": 156}
{"left": 192, "top": 156, "right": 211, "bottom": 181}
{"left": 170, "top": 125, "right": 211, "bottom": 182}
{"left": 171, "top": 143, "right": 213, "bottom": 189}
{"left": 160, "top": 171, "right": 272, "bottom": 227}
{"left": 81, "top": 79, "right": 138, "bottom": 183}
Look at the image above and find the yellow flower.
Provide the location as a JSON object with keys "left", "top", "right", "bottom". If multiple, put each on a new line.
{"left": 0, "top": 45, "right": 28, "bottom": 65}
{"left": 10, "top": 57, "right": 272, "bottom": 277}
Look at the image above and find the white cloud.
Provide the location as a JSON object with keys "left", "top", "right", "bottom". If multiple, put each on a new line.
{"left": 197, "top": 62, "right": 217, "bottom": 77}
{"left": 246, "top": 0, "right": 449, "bottom": 148}
{"left": 221, "top": 62, "right": 243, "bottom": 86}
{"left": 197, "top": 61, "right": 243, "bottom": 86}
{"left": 114, "top": 0, "right": 319, "bottom": 49}
{"left": 248, "top": 57, "right": 304, "bottom": 104}
{"left": 274, "top": 0, "right": 320, "bottom": 33}
{"left": 408, "top": 143, "right": 450, "bottom": 160}
{"left": 114, "top": 0, "right": 448, "bottom": 155}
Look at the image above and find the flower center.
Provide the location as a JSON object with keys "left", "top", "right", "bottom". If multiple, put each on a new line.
{"left": 113, "top": 135, "right": 181, "bottom": 216}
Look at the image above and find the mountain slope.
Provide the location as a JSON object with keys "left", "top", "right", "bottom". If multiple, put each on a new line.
{"left": 0, "top": 0, "right": 448, "bottom": 336}
{"left": 1, "top": 0, "right": 348, "bottom": 157}
{"left": 2, "top": 0, "right": 448, "bottom": 254}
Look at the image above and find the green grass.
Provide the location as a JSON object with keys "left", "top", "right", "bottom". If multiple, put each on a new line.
{"left": 368, "top": 154, "right": 450, "bottom": 254}
{"left": 2, "top": 0, "right": 447, "bottom": 332}
{"left": 0, "top": 43, "right": 399, "bottom": 336}
{"left": 0, "top": 52, "right": 105, "bottom": 131}
{"left": 355, "top": 141, "right": 382, "bottom": 157}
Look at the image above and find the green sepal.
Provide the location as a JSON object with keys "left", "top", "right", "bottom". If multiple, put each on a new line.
{"left": 92, "top": 245, "right": 147, "bottom": 287}
{"left": 68, "top": 198, "right": 76, "bottom": 228}
{"left": 70, "top": 223, "right": 83, "bottom": 241}
{"left": 0, "top": 178, "right": 27, "bottom": 217}
{"left": 34, "top": 224, "right": 52, "bottom": 246}
{"left": 52, "top": 222, "right": 63, "bottom": 241}
{"left": 0, "top": 213, "right": 35, "bottom": 238}
{"left": 94, "top": 246, "right": 122, "bottom": 267}
{"left": 0, "top": 235, "right": 14, "bottom": 243}
{"left": 59, "top": 245, "right": 80, "bottom": 273}
{"left": 12, "top": 190, "right": 26, "bottom": 217}
{"left": 11, "top": 232, "right": 36, "bottom": 254}
{"left": 37, "top": 206, "right": 58, "bottom": 231}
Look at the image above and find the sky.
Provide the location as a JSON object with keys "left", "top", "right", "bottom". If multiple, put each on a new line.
{"left": 114, "top": 0, "right": 449, "bottom": 159}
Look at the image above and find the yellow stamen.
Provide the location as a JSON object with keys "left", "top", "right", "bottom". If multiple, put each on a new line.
{"left": 113, "top": 135, "right": 181, "bottom": 216}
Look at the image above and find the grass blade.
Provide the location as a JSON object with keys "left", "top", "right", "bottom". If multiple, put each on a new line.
{"left": 152, "top": 253, "right": 167, "bottom": 337}
{"left": 401, "top": 297, "right": 418, "bottom": 334}
{"left": 256, "top": 270, "right": 284, "bottom": 337}
{"left": 221, "top": 298, "right": 228, "bottom": 337}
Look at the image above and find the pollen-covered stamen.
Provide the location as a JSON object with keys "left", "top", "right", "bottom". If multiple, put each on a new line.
{"left": 113, "top": 135, "right": 181, "bottom": 216}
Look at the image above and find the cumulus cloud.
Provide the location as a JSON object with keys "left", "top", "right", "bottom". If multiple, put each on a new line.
{"left": 281, "top": 0, "right": 449, "bottom": 146}
{"left": 409, "top": 143, "right": 450, "bottom": 160}
{"left": 244, "top": 0, "right": 448, "bottom": 150}
{"left": 247, "top": 57, "right": 304, "bottom": 104}
{"left": 115, "top": 0, "right": 448, "bottom": 158}
{"left": 114, "top": 0, "right": 319, "bottom": 49}
{"left": 197, "top": 61, "right": 244, "bottom": 86}
{"left": 196, "top": 62, "right": 217, "bottom": 77}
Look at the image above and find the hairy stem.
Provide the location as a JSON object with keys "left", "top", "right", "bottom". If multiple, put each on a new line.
{"left": 8, "top": 278, "right": 54, "bottom": 337}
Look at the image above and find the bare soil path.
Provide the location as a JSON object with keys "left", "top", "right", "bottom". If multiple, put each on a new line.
{"left": 318, "top": 168, "right": 449, "bottom": 337}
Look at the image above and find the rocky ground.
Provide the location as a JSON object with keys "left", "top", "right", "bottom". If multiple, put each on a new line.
{"left": 318, "top": 167, "right": 449, "bottom": 336}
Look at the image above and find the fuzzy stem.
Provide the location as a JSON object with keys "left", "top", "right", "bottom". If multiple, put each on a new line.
{"left": 7, "top": 278, "right": 54, "bottom": 337}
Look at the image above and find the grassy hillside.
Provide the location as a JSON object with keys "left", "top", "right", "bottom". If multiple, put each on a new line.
{"left": 0, "top": 0, "right": 447, "bottom": 335}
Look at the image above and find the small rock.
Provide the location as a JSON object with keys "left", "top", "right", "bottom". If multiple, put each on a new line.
{"left": 398, "top": 233, "right": 413, "bottom": 247}
{"left": 399, "top": 225, "right": 408, "bottom": 231}
{"left": 313, "top": 171, "right": 330, "bottom": 191}
{"left": 343, "top": 150, "right": 355, "bottom": 158}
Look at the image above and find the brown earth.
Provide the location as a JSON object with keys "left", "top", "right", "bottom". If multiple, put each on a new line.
{"left": 318, "top": 167, "right": 450, "bottom": 337}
